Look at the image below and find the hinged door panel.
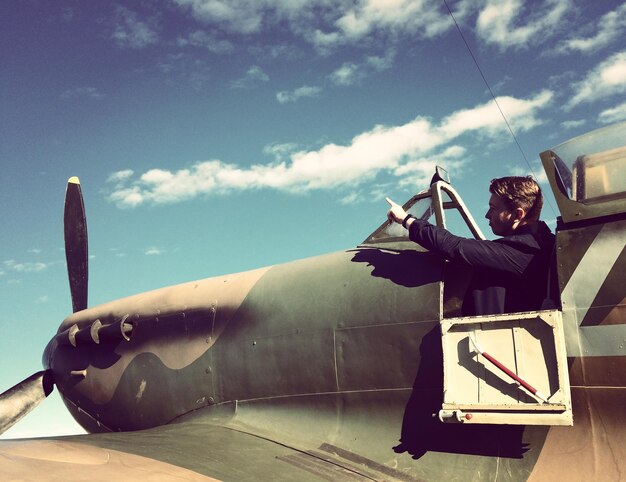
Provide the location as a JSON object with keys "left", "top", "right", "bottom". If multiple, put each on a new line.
{"left": 439, "top": 310, "right": 572, "bottom": 425}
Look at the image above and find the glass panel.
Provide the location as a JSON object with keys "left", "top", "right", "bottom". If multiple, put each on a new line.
{"left": 366, "top": 195, "right": 434, "bottom": 242}
{"left": 573, "top": 146, "right": 626, "bottom": 203}
{"left": 444, "top": 205, "right": 478, "bottom": 238}
{"left": 439, "top": 187, "right": 484, "bottom": 239}
{"left": 551, "top": 122, "right": 626, "bottom": 204}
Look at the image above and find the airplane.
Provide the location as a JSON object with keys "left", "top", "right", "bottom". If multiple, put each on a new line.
{"left": 0, "top": 121, "right": 624, "bottom": 481}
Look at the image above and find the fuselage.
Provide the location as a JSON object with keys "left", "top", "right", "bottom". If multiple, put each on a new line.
{"left": 44, "top": 242, "right": 444, "bottom": 433}
{"left": 41, "top": 123, "right": 626, "bottom": 481}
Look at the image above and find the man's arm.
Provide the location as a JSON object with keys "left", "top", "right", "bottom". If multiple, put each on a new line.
{"left": 408, "top": 219, "right": 532, "bottom": 275}
{"left": 386, "top": 196, "right": 535, "bottom": 275}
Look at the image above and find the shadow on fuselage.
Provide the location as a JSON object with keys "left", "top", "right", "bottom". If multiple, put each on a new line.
{"left": 349, "top": 247, "right": 443, "bottom": 288}
{"left": 395, "top": 326, "right": 538, "bottom": 460}
{"left": 350, "top": 246, "right": 543, "bottom": 460}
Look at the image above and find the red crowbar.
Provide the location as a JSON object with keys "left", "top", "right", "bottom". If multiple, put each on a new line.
{"left": 469, "top": 334, "right": 548, "bottom": 403}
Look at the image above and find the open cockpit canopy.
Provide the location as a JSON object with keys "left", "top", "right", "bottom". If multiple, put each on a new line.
{"left": 542, "top": 121, "right": 626, "bottom": 224}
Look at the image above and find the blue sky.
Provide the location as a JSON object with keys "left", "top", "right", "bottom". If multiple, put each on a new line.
{"left": 1, "top": 0, "right": 625, "bottom": 438}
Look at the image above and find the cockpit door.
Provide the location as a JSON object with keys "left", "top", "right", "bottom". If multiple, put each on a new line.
{"left": 439, "top": 310, "right": 573, "bottom": 425}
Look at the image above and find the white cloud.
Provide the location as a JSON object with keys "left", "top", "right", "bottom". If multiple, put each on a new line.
{"left": 394, "top": 145, "right": 467, "bottom": 188}
{"left": 395, "top": 159, "right": 452, "bottom": 189}
{"left": 561, "top": 119, "right": 586, "bottom": 130}
{"left": 330, "top": 0, "right": 452, "bottom": 45}
{"left": 108, "top": 90, "right": 552, "bottom": 208}
{"left": 169, "top": 0, "right": 620, "bottom": 58}
{"left": 598, "top": 101, "right": 626, "bottom": 124}
{"left": 263, "top": 142, "right": 298, "bottom": 160}
{"left": 173, "top": 0, "right": 455, "bottom": 51}
{"left": 177, "top": 30, "right": 234, "bottom": 54}
{"left": 310, "top": 29, "right": 342, "bottom": 51}
{"left": 566, "top": 51, "right": 626, "bottom": 109}
{"left": 231, "top": 65, "right": 269, "bottom": 89}
{"left": 108, "top": 169, "right": 134, "bottom": 183}
{"left": 476, "top": 0, "right": 570, "bottom": 51}
{"left": 3, "top": 260, "right": 48, "bottom": 273}
{"left": 366, "top": 50, "right": 396, "bottom": 71}
{"left": 439, "top": 90, "right": 553, "bottom": 138}
{"left": 61, "top": 87, "right": 103, "bottom": 100}
{"left": 248, "top": 44, "right": 302, "bottom": 62}
{"left": 328, "top": 51, "right": 396, "bottom": 87}
{"left": 145, "top": 247, "right": 164, "bottom": 256}
{"left": 276, "top": 85, "right": 322, "bottom": 103}
{"left": 109, "top": 186, "right": 145, "bottom": 208}
{"left": 110, "top": 6, "right": 159, "bottom": 49}
{"left": 173, "top": 0, "right": 266, "bottom": 34}
{"left": 441, "top": 145, "right": 467, "bottom": 158}
{"left": 35, "top": 295, "right": 50, "bottom": 304}
{"left": 156, "top": 53, "right": 212, "bottom": 90}
{"left": 62, "top": 7, "right": 74, "bottom": 23}
{"left": 338, "top": 191, "right": 364, "bottom": 205}
{"left": 554, "top": 4, "right": 626, "bottom": 55}
{"left": 109, "top": 248, "right": 127, "bottom": 258}
{"left": 329, "top": 62, "right": 361, "bottom": 86}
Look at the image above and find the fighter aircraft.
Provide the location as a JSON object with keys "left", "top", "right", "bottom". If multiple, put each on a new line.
{"left": 1, "top": 122, "right": 625, "bottom": 480}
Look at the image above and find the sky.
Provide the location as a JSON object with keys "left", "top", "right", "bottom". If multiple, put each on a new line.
{"left": 1, "top": 0, "right": 625, "bottom": 439}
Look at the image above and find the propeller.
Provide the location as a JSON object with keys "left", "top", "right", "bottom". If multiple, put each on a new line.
{"left": 64, "top": 176, "right": 89, "bottom": 313}
{"left": 0, "top": 177, "right": 88, "bottom": 435}
{"left": 0, "top": 371, "right": 54, "bottom": 435}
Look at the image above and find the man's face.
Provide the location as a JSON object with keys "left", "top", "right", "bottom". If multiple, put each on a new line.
{"left": 485, "top": 194, "right": 516, "bottom": 236}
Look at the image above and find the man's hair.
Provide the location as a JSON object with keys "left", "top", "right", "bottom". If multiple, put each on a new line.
{"left": 489, "top": 176, "right": 543, "bottom": 221}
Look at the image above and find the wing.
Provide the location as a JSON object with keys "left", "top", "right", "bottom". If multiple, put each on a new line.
{"left": 0, "top": 415, "right": 410, "bottom": 482}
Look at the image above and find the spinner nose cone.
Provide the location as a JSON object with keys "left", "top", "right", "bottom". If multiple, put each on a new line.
{"left": 42, "top": 333, "right": 59, "bottom": 371}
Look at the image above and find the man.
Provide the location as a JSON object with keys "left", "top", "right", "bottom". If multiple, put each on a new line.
{"left": 387, "top": 176, "right": 555, "bottom": 316}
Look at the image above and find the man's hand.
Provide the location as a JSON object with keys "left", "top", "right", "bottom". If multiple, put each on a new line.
{"left": 386, "top": 197, "right": 407, "bottom": 224}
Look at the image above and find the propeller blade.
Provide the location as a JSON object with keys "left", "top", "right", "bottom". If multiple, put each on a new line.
{"left": 64, "top": 176, "right": 88, "bottom": 313}
{"left": 0, "top": 370, "right": 54, "bottom": 435}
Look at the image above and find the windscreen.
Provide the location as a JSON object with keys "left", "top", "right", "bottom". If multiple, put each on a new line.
{"left": 365, "top": 195, "right": 434, "bottom": 243}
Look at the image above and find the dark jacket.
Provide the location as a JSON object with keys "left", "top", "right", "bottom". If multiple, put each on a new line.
{"left": 408, "top": 220, "right": 555, "bottom": 316}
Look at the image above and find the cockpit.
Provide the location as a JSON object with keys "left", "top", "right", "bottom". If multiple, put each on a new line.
{"left": 357, "top": 121, "right": 626, "bottom": 427}
{"left": 358, "top": 164, "right": 574, "bottom": 426}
